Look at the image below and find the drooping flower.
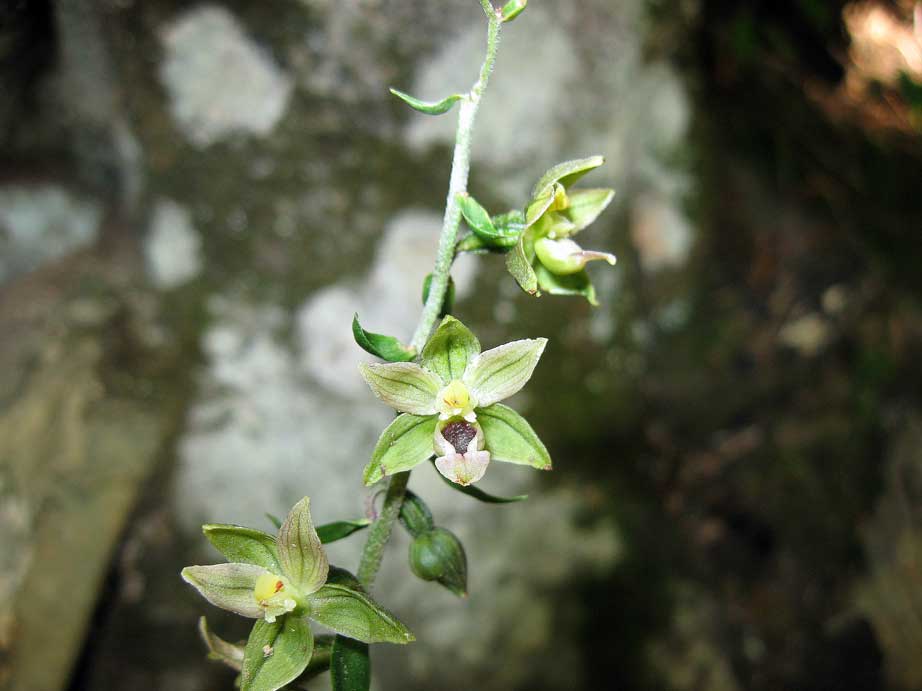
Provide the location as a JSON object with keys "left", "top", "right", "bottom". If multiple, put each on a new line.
{"left": 181, "top": 498, "right": 413, "bottom": 691}
{"left": 505, "top": 156, "right": 616, "bottom": 305}
{"left": 359, "top": 316, "right": 551, "bottom": 486}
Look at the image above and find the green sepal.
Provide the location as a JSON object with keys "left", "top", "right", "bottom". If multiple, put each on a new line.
{"left": 277, "top": 497, "right": 329, "bottom": 596}
{"left": 363, "top": 413, "right": 439, "bottom": 485}
{"left": 478, "top": 403, "right": 552, "bottom": 470}
{"left": 240, "top": 617, "right": 313, "bottom": 691}
{"left": 398, "top": 490, "right": 435, "bottom": 538}
{"left": 202, "top": 524, "right": 281, "bottom": 573}
{"left": 266, "top": 513, "right": 282, "bottom": 530}
{"left": 532, "top": 156, "right": 605, "bottom": 197}
{"left": 458, "top": 195, "right": 519, "bottom": 249}
{"left": 501, "top": 0, "right": 527, "bottom": 22}
{"left": 317, "top": 520, "right": 372, "bottom": 545}
{"left": 506, "top": 236, "right": 539, "bottom": 295}
{"left": 422, "top": 273, "right": 456, "bottom": 317}
{"left": 331, "top": 636, "right": 371, "bottom": 691}
{"left": 199, "top": 616, "right": 245, "bottom": 672}
{"left": 352, "top": 314, "right": 416, "bottom": 363}
{"left": 389, "top": 88, "right": 464, "bottom": 115}
{"left": 420, "top": 316, "right": 481, "bottom": 383}
{"left": 431, "top": 460, "right": 528, "bottom": 502}
{"left": 306, "top": 583, "right": 415, "bottom": 644}
{"left": 534, "top": 263, "right": 598, "bottom": 306}
{"left": 564, "top": 188, "right": 614, "bottom": 233}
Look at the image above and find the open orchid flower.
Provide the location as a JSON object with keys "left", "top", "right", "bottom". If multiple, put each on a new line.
{"left": 181, "top": 498, "right": 412, "bottom": 691}
{"left": 359, "top": 316, "right": 551, "bottom": 486}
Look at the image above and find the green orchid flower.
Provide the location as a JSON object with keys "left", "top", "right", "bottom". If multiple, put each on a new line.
{"left": 181, "top": 498, "right": 413, "bottom": 691}
{"left": 506, "top": 155, "right": 616, "bottom": 305}
{"left": 359, "top": 316, "right": 552, "bottom": 486}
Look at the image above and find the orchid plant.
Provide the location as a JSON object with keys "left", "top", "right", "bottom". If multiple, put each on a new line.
{"left": 182, "top": 1, "right": 617, "bottom": 689}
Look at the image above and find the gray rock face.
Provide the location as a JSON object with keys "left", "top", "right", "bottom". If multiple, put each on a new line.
{"left": 0, "top": 184, "right": 101, "bottom": 283}
{"left": 159, "top": 5, "right": 293, "bottom": 147}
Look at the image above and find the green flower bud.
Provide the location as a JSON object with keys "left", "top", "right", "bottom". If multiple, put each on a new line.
{"left": 399, "top": 490, "right": 435, "bottom": 538}
{"left": 409, "top": 528, "right": 468, "bottom": 598}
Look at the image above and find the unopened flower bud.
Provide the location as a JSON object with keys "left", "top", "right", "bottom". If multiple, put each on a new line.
{"left": 409, "top": 528, "right": 468, "bottom": 597}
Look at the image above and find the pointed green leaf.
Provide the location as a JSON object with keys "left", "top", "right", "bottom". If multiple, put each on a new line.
{"left": 501, "top": 0, "right": 527, "bottom": 22}
{"left": 181, "top": 563, "right": 265, "bottom": 618}
{"left": 240, "top": 617, "right": 313, "bottom": 691}
{"left": 564, "top": 188, "right": 614, "bottom": 232}
{"left": 317, "top": 519, "right": 372, "bottom": 545}
{"left": 422, "top": 273, "right": 455, "bottom": 317}
{"left": 306, "top": 583, "right": 414, "bottom": 644}
{"left": 431, "top": 461, "right": 529, "bottom": 502}
{"left": 506, "top": 236, "right": 539, "bottom": 295}
{"left": 277, "top": 497, "right": 329, "bottom": 595}
{"left": 331, "top": 636, "right": 371, "bottom": 691}
{"left": 464, "top": 338, "right": 547, "bottom": 407}
{"left": 458, "top": 194, "right": 519, "bottom": 249}
{"left": 266, "top": 513, "right": 282, "bottom": 530}
{"left": 478, "top": 403, "right": 552, "bottom": 470}
{"left": 389, "top": 88, "right": 464, "bottom": 115}
{"left": 203, "top": 525, "right": 281, "bottom": 573}
{"left": 363, "top": 413, "right": 439, "bottom": 485}
{"left": 420, "top": 316, "right": 481, "bottom": 383}
{"left": 358, "top": 362, "right": 441, "bottom": 415}
{"left": 534, "top": 263, "right": 598, "bottom": 305}
{"left": 532, "top": 155, "right": 605, "bottom": 197}
{"left": 199, "top": 616, "right": 245, "bottom": 672}
{"left": 456, "top": 233, "right": 491, "bottom": 253}
{"left": 352, "top": 314, "right": 416, "bottom": 363}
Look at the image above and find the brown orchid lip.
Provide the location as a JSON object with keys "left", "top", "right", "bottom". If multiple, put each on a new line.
{"left": 441, "top": 420, "right": 477, "bottom": 453}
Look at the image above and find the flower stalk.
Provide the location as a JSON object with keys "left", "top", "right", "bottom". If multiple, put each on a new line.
{"left": 358, "top": 7, "right": 503, "bottom": 591}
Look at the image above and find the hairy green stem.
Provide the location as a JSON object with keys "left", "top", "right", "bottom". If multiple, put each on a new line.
{"left": 409, "top": 10, "right": 502, "bottom": 353}
{"left": 357, "top": 470, "right": 410, "bottom": 588}
{"left": 357, "top": 9, "right": 503, "bottom": 590}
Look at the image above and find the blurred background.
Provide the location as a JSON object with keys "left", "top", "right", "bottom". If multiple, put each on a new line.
{"left": 2, "top": 0, "right": 922, "bottom": 689}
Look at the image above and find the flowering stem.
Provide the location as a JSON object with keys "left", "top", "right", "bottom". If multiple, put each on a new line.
{"left": 357, "top": 8, "right": 503, "bottom": 590}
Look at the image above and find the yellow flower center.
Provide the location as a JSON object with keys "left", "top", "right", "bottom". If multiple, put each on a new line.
{"left": 254, "top": 573, "right": 287, "bottom": 603}
{"left": 437, "top": 380, "right": 476, "bottom": 421}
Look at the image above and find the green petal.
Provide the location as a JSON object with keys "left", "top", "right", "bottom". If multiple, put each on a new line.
{"left": 181, "top": 563, "right": 265, "bottom": 619}
{"left": 389, "top": 88, "right": 464, "bottom": 115}
{"left": 478, "top": 403, "right": 552, "bottom": 470}
{"left": 307, "top": 584, "right": 414, "bottom": 645}
{"left": 240, "top": 617, "right": 313, "bottom": 691}
{"left": 358, "top": 362, "right": 441, "bottom": 415}
{"left": 525, "top": 183, "right": 560, "bottom": 228}
{"left": 363, "top": 413, "right": 439, "bottom": 485}
{"left": 464, "top": 338, "right": 547, "bottom": 407}
{"left": 202, "top": 525, "right": 281, "bottom": 573}
{"left": 420, "top": 316, "right": 481, "bottom": 383}
{"left": 534, "top": 262, "right": 599, "bottom": 305}
{"left": 277, "top": 497, "right": 329, "bottom": 596}
{"left": 532, "top": 155, "right": 605, "bottom": 197}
